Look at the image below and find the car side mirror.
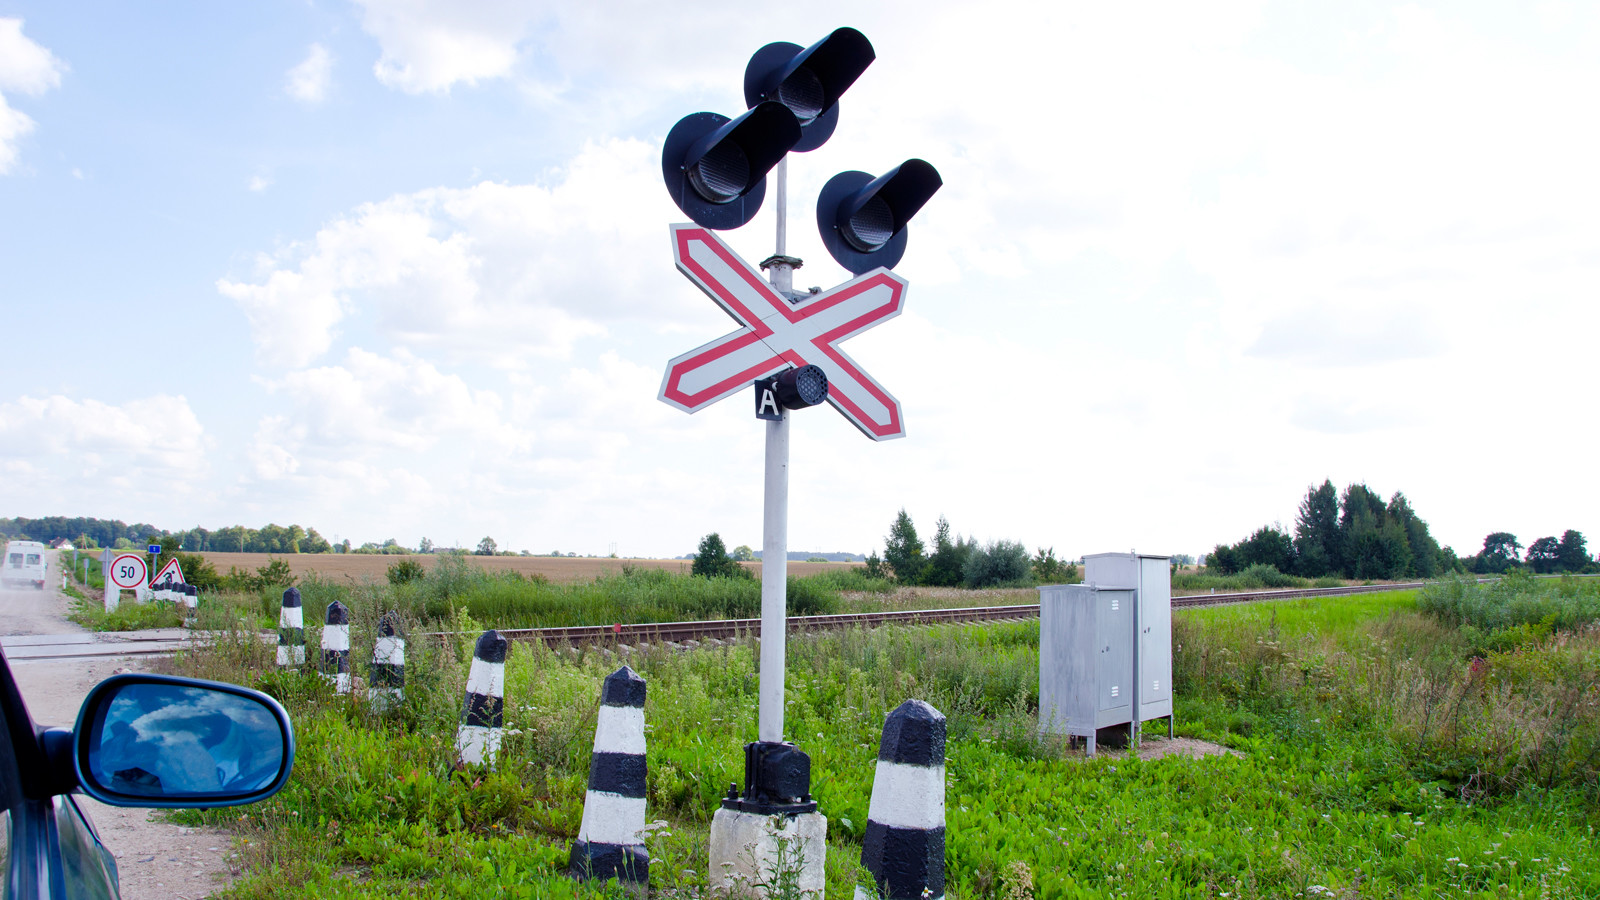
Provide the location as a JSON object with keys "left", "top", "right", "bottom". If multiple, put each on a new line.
{"left": 72, "top": 674, "right": 295, "bottom": 808}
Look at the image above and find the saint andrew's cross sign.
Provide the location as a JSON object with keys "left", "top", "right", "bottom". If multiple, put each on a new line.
{"left": 658, "top": 224, "right": 907, "bottom": 440}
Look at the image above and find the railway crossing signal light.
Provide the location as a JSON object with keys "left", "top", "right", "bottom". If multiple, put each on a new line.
{"left": 816, "top": 159, "right": 943, "bottom": 274}
{"left": 662, "top": 102, "right": 802, "bottom": 230}
{"left": 755, "top": 364, "right": 829, "bottom": 420}
{"left": 743, "top": 27, "right": 875, "bottom": 152}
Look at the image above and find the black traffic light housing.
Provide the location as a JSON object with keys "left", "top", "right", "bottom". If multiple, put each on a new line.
{"left": 662, "top": 102, "right": 801, "bottom": 230}
{"left": 816, "top": 159, "right": 943, "bottom": 274}
{"left": 743, "top": 27, "right": 875, "bottom": 152}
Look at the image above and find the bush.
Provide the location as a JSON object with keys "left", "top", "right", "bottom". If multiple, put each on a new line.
{"left": 964, "top": 540, "right": 1032, "bottom": 588}
{"left": 387, "top": 558, "right": 426, "bottom": 585}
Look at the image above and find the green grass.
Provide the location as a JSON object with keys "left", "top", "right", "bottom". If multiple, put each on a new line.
{"left": 161, "top": 580, "right": 1600, "bottom": 899}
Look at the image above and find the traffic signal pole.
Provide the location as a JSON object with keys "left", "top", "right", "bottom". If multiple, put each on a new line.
{"left": 759, "top": 156, "right": 792, "bottom": 745}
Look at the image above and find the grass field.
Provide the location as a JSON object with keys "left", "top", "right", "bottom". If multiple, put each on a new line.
{"left": 161, "top": 577, "right": 1600, "bottom": 898}
{"left": 194, "top": 552, "right": 862, "bottom": 585}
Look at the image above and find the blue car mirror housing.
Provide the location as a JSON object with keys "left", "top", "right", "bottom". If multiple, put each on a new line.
{"left": 67, "top": 674, "right": 295, "bottom": 808}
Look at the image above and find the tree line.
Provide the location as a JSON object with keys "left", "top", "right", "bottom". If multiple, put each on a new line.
{"left": 1208, "top": 480, "right": 1596, "bottom": 579}
{"left": 875, "top": 509, "right": 1075, "bottom": 588}
{"left": 1, "top": 515, "right": 337, "bottom": 554}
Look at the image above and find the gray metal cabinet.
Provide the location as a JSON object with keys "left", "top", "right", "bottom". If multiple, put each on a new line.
{"left": 1038, "top": 584, "right": 1135, "bottom": 755}
{"left": 1084, "top": 552, "right": 1173, "bottom": 738}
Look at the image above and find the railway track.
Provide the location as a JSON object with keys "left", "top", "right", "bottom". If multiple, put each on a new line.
{"left": 2, "top": 580, "right": 1439, "bottom": 661}
{"left": 477, "top": 580, "right": 1429, "bottom": 649}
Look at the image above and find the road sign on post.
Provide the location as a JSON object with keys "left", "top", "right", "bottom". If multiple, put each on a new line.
{"left": 658, "top": 225, "right": 907, "bottom": 440}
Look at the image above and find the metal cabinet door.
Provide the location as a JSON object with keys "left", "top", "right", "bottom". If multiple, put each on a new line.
{"left": 1096, "top": 589, "right": 1133, "bottom": 718}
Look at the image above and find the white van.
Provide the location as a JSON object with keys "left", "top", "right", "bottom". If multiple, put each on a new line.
{"left": 3, "top": 540, "right": 47, "bottom": 590}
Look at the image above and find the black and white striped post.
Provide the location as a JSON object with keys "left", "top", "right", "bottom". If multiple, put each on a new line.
{"left": 456, "top": 629, "right": 508, "bottom": 767}
{"left": 368, "top": 611, "right": 405, "bottom": 712}
{"left": 321, "top": 601, "right": 351, "bottom": 692}
{"left": 859, "top": 699, "right": 946, "bottom": 900}
{"left": 276, "top": 587, "right": 305, "bottom": 667}
{"left": 571, "top": 666, "right": 648, "bottom": 889}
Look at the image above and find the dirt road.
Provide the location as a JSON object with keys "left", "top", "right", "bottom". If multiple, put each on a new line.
{"left": 2, "top": 551, "right": 237, "bottom": 899}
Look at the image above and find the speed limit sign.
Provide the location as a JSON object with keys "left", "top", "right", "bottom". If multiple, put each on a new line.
{"left": 109, "top": 554, "right": 148, "bottom": 589}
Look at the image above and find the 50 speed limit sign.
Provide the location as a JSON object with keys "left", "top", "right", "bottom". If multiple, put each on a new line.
{"left": 108, "top": 553, "right": 148, "bottom": 589}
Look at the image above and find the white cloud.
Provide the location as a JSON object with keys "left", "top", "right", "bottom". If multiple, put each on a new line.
{"left": 247, "top": 174, "right": 271, "bottom": 192}
{"left": 352, "top": 0, "right": 538, "bottom": 94}
{"left": 285, "top": 43, "right": 333, "bottom": 104}
{"left": 0, "top": 394, "right": 210, "bottom": 492}
{"left": 217, "top": 137, "right": 684, "bottom": 369}
{"left": 0, "top": 18, "right": 65, "bottom": 175}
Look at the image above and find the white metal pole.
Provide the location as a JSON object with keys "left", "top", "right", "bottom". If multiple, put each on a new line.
{"left": 758, "top": 155, "right": 792, "bottom": 745}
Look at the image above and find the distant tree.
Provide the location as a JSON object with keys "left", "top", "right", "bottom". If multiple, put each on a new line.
{"left": 1474, "top": 532, "right": 1522, "bottom": 574}
{"left": 692, "top": 532, "right": 739, "bottom": 578}
{"left": 732, "top": 544, "right": 756, "bottom": 562}
{"left": 1526, "top": 536, "right": 1562, "bottom": 574}
{"left": 475, "top": 536, "right": 498, "bottom": 556}
{"left": 1169, "top": 553, "right": 1196, "bottom": 567}
{"left": 863, "top": 550, "right": 885, "bottom": 580}
{"left": 1293, "top": 480, "right": 1341, "bottom": 577}
{"left": 964, "top": 540, "right": 1032, "bottom": 588}
{"left": 1556, "top": 530, "right": 1589, "bottom": 573}
{"left": 922, "top": 516, "right": 969, "bottom": 587}
{"left": 1237, "top": 525, "right": 1296, "bottom": 573}
{"left": 1032, "top": 547, "right": 1077, "bottom": 584}
{"left": 418, "top": 537, "right": 434, "bottom": 554}
{"left": 883, "top": 509, "right": 927, "bottom": 584}
{"left": 1207, "top": 542, "right": 1242, "bottom": 575}
{"left": 1387, "top": 492, "right": 1441, "bottom": 578}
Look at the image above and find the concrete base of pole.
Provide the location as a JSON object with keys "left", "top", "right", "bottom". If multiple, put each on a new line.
{"left": 709, "top": 808, "right": 826, "bottom": 899}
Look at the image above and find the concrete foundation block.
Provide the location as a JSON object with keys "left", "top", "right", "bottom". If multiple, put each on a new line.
{"left": 709, "top": 808, "right": 826, "bottom": 899}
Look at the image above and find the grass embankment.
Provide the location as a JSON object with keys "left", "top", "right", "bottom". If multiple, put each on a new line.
{"left": 164, "top": 574, "right": 1600, "bottom": 898}
{"left": 71, "top": 558, "right": 1030, "bottom": 634}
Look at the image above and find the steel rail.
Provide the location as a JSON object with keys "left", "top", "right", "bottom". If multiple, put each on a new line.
{"left": 465, "top": 580, "right": 1431, "bottom": 649}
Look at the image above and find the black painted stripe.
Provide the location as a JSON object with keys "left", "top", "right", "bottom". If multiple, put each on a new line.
{"left": 587, "top": 751, "right": 646, "bottom": 797}
{"left": 281, "top": 588, "right": 302, "bottom": 608}
{"left": 600, "top": 666, "right": 646, "bottom": 708}
{"left": 325, "top": 602, "right": 349, "bottom": 625}
{"left": 278, "top": 628, "right": 304, "bottom": 646}
{"left": 322, "top": 649, "right": 349, "bottom": 672}
{"left": 862, "top": 823, "right": 945, "bottom": 899}
{"left": 370, "top": 662, "right": 405, "bottom": 687}
{"left": 462, "top": 693, "right": 503, "bottom": 728}
{"left": 569, "top": 839, "right": 648, "bottom": 883}
{"left": 878, "top": 699, "right": 946, "bottom": 766}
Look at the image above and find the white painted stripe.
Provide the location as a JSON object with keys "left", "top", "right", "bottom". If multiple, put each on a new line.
{"left": 321, "top": 624, "right": 349, "bottom": 652}
{"left": 374, "top": 636, "right": 405, "bottom": 664}
{"left": 465, "top": 659, "right": 504, "bottom": 697}
{"left": 276, "top": 646, "right": 305, "bottom": 666}
{"left": 323, "top": 672, "right": 350, "bottom": 692}
{"left": 278, "top": 607, "right": 303, "bottom": 628}
{"left": 576, "top": 791, "right": 647, "bottom": 846}
{"left": 456, "top": 724, "right": 502, "bottom": 765}
{"left": 865, "top": 760, "right": 945, "bottom": 830}
{"left": 594, "top": 706, "right": 646, "bottom": 756}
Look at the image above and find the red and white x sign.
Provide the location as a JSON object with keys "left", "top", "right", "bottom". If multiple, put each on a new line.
{"left": 658, "top": 224, "right": 907, "bottom": 441}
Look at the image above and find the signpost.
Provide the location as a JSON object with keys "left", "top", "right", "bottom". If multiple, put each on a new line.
{"left": 105, "top": 553, "right": 147, "bottom": 613}
{"left": 657, "top": 26, "right": 940, "bottom": 894}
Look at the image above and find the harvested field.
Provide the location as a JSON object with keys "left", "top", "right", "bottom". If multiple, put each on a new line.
{"left": 195, "top": 552, "right": 863, "bottom": 585}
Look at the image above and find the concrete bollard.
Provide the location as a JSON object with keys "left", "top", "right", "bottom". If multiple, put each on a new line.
{"left": 571, "top": 666, "right": 649, "bottom": 889}
{"left": 368, "top": 611, "right": 405, "bottom": 712}
{"left": 276, "top": 587, "right": 305, "bottom": 667}
{"left": 181, "top": 583, "right": 199, "bottom": 612}
{"left": 321, "top": 601, "right": 351, "bottom": 692}
{"left": 456, "top": 630, "right": 508, "bottom": 767}
{"left": 858, "top": 699, "right": 947, "bottom": 900}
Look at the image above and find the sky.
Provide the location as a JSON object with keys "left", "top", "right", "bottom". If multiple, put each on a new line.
{"left": 2, "top": 1, "right": 1597, "bottom": 561}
